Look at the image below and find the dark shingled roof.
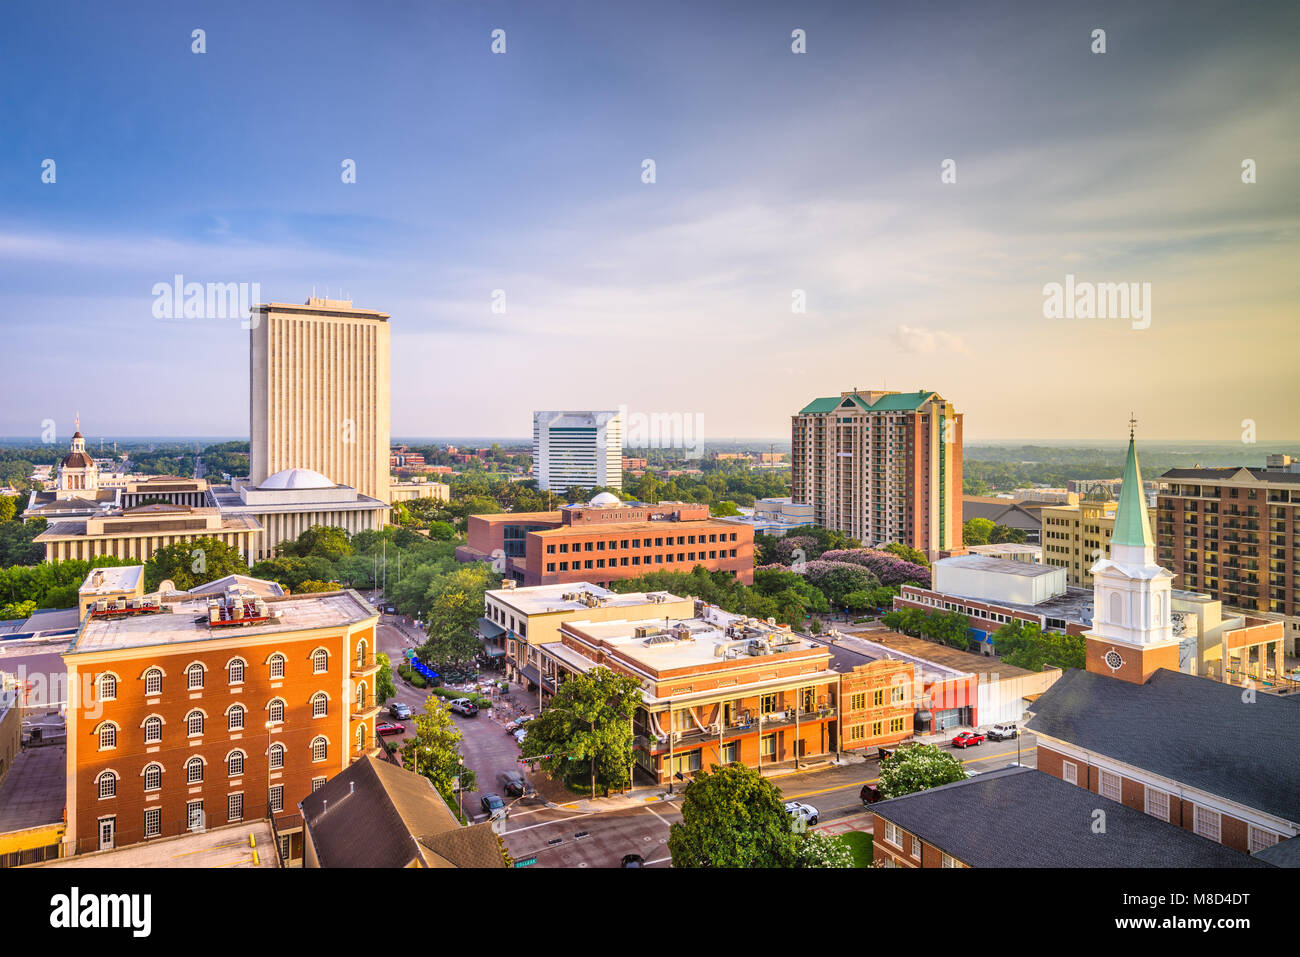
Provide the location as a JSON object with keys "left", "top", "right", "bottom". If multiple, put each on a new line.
{"left": 1026, "top": 668, "right": 1300, "bottom": 823}
{"left": 300, "top": 755, "right": 507, "bottom": 868}
{"left": 871, "top": 767, "right": 1274, "bottom": 868}
{"left": 1254, "top": 836, "right": 1300, "bottom": 867}
{"left": 1161, "top": 466, "right": 1300, "bottom": 486}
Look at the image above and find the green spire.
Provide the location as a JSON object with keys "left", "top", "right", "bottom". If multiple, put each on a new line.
{"left": 1112, "top": 429, "right": 1154, "bottom": 549}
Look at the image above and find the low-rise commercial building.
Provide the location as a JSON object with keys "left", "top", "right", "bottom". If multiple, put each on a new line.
{"left": 34, "top": 504, "right": 263, "bottom": 564}
{"left": 1042, "top": 498, "right": 1156, "bottom": 587}
{"left": 389, "top": 480, "right": 450, "bottom": 504}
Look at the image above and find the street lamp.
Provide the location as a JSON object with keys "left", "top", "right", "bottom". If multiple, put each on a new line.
{"left": 457, "top": 756, "right": 465, "bottom": 821}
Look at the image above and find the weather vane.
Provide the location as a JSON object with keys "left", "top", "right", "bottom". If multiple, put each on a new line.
{"left": 1129, "top": 412, "right": 1137, "bottom": 440}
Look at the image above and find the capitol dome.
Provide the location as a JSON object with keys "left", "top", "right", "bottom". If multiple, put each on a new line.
{"left": 588, "top": 491, "right": 621, "bottom": 506}
{"left": 259, "top": 468, "right": 335, "bottom": 490}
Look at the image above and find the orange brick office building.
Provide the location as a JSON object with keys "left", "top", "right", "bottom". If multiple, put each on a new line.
{"left": 63, "top": 580, "right": 381, "bottom": 863}
{"left": 457, "top": 494, "right": 754, "bottom": 587}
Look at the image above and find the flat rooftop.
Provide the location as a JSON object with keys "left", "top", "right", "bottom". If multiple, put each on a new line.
{"left": 0, "top": 746, "right": 67, "bottom": 833}
{"left": 486, "top": 582, "right": 686, "bottom": 617}
{"left": 563, "top": 605, "right": 829, "bottom": 674}
{"left": 821, "top": 629, "right": 974, "bottom": 681}
{"left": 532, "top": 518, "right": 742, "bottom": 536}
{"left": 67, "top": 590, "right": 376, "bottom": 655}
{"left": 39, "top": 820, "right": 278, "bottom": 868}
{"left": 938, "top": 554, "right": 1060, "bottom": 578}
{"left": 79, "top": 565, "right": 144, "bottom": 596}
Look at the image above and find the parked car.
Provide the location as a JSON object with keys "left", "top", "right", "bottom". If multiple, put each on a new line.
{"left": 860, "top": 784, "right": 882, "bottom": 806}
{"left": 449, "top": 698, "right": 478, "bottom": 717}
{"left": 784, "top": 801, "right": 819, "bottom": 826}
{"left": 500, "top": 771, "right": 536, "bottom": 798}
{"left": 389, "top": 702, "right": 412, "bottom": 720}
{"left": 480, "top": 793, "right": 507, "bottom": 818}
{"left": 505, "top": 715, "right": 534, "bottom": 734}
{"left": 514, "top": 728, "right": 527, "bottom": 744}
{"left": 952, "top": 731, "right": 985, "bottom": 748}
{"left": 986, "top": 723, "right": 1019, "bottom": 741}
{"left": 620, "top": 854, "right": 645, "bottom": 868}
{"left": 376, "top": 721, "right": 405, "bottom": 736}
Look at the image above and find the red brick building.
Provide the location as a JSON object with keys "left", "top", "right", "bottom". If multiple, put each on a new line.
{"left": 63, "top": 580, "right": 381, "bottom": 863}
{"left": 457, "top": 495, "right": 754, "bottom": 587}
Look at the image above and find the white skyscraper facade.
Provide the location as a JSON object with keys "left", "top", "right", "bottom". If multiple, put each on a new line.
{"left": 532, "top": 410, "right": 624, "bottom": 493}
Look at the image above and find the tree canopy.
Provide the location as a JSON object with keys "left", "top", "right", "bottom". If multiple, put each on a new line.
{"left": 878, "top": 743, "right": 969, "bottom": 798}
{"left": 667, "top": 763, "right": 798, "bottom": 868}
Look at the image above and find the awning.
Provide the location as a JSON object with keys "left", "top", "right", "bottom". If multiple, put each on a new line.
{"left": 481, "top": 644, "right": 507, "bottom": 657}
{"left": 477, "top": 617, "right": 507, "bottom": 639}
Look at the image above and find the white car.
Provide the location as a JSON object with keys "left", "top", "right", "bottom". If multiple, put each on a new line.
{"left": 987, "top": 723, "right": 1019, "bottom": 741}
{"left": 784, "top": 801, "right": 819, "bottom": 826}
{"left": 514, "top": 728, "right": 527, "bottom": 744}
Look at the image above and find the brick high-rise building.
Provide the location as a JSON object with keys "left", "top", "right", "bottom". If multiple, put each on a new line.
{"left": 791, "top": 390, "right": 963, "bottom": 560}
{"left": 63, "top": 577, "right": 381, "bottom": 863}
{"left": 1158, "top": 455, "right": 1300, "bottom": 653}
{"left": 250, "top": 298, "right": 391, "bottom": 504}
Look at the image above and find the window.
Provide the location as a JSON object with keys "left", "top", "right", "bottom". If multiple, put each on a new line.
{"left": 872, "top": 690, "right": 884, "bottom": 707}
{"left": 98, "top": 674, "right": 116, "bottom": 701}
{"left": 1062, "top": 761, "right": 1078, "bottom": 785}
{"left": 187, "top": 663, "right": 205, "bottom": 690}
{"left": 312, "top": 777, "right": 327, "bottom": 793}
{"left": 98, "top": 723, "right": 117, "bottom": 750}
{"left": 1194, "top": 806, "right": 1221, "bottom": 843}
{"left": 268, "top": 699, "right": 285, "bottom": 724}
{"left": 889, "top": 717, "right": 905, "bottom": 734}
{"left": 269, "top": 654, "right": 285, "bottom": 679}
{"left": 884, "top": 821, "right": 902, "bottom": 848}
{"left": 269, "top": 785, "right": 284, "bottom": 813}
{"left": 144, "top": 807, "right": 161, "bottom": 838}
{"left": 721, "top": 741, "right": 738, "bottom": 764}
{"left": 313, "top": 649, "right": 329, "bottom": 673}
{"left": 890, "top": 685, "right": 906, "bottom": 704}
{"left": 278, "top": 835, "right": 290, "bottom": 861}
{"left": 269, "top": 743, "right": 285, "bottom": 770}
{"left": 848, "top": 723, "right": 865, "bottom": 741}
{"left": 97, "top": 771, "right": 117, "bottom": 799}
{"left": 1250, "top": 826, "right": 1279, "bottom": 853}
{"left": 312, "top": 693, "right": 328, "bottom": 718}
{"left": 1145, "top": 787, "right": 1169, "bottom": 822}
{"left": 228, "top": 751, "right": 244, "bottom": 777}
{"left": 228, "top": 659, "right": 244, "bottom": 685}
{"left": 941, "top": 853, "right": 960, "bottom": 868}
{"left": 760, "top": 734, "right": 776, "bottom": 757}
{"left": 227, "top": 705, "right": 245, "bottom": 731}
{"left": 761, "top": 694, "right": 778, "bottom": 714}
{"left": 355, "top": 640, "right": 368, "bottom": 668}
{"left": 186, "top": 710, "right": 204, "bottom": 737}
{"left": 187, "top": 800, "right": 204, "bottom": 831}
{"left": 872, "top": 721, "right": 883, "bottom": 737}
{"left": 144, "top": 763, "right": 162, "bottom": 791}
{"left": 1099, "top": 769, "right": 1122, "bottom": 803}
{"left": 143, "top": 716, "right": 162, "bottom": 744}
{"left": 311, "top": 736, "right": 328, "bottom": 762}
{"left": 228, "top": 793, "right": 243, "bottom": 823}
{"left": 144, "top": 668, "right": 162, "bottom": 696}
{"left": 186, "top": 757, "right": 204, "bottom": 784}
{"left": 910, "top": 836, "right": 921, "bottom": 858}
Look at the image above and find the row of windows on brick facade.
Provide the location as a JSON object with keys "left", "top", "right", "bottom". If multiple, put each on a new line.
{"left": 846, "top": 717, "right": 907, "bottom": 741}
{"left": 95, "top": 739, "right": 333, "bottom": 798}
{"left": 128, "top": 780, "right": 326, "bottom": 838}
{"left": 93, "top": 688, "right": 362, "bottom": 750}
{"left": 545, "top": 532, "right": 740, "bottom": 554}
{"left": 547, "top": 549, "right": 739, "bottom": 573}
{"left": 93, "top": 644, "right": 371, "bottom": 702}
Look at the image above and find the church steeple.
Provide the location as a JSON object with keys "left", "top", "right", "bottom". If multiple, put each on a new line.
{"left": 1110, "top": 415, "right": 1155, "bottom": 563}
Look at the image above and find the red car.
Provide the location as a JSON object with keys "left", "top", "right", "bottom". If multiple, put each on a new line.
{"left": 376, "top": 721, "right": 406, "bottom": 737}
{"left": 952, "top": 731, "right": 985, "bottom": 749}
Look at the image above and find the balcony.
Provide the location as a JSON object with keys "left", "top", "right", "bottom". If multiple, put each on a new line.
{"left": 351, "top": 654, "right": 380, "bottom": 678}
{"left": 351, "top": 693, "right": 382, "bottom": 720}
{"left": 638, "top": 708, "right": 836, "bottom": 753}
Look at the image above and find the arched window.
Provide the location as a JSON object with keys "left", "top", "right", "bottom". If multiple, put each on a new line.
{"left": 228, "top": 704, "right": 245, "bottom": 732}
{"left": 269, "top": 743, "right": 285, "bottom": 770}
{"left": 143, "top": 764, "right": 162, "bottom": 791}
{"left": 97, "top": 770, "right": 117, "bottom": 799}
{"left": 98, "top": 674, "right": 117, "bottom": 701}
{"left": 356, "top": 682, "right": 367, "bottom": 709}
{"left": 355, "top": 638, "right": 368, "bottom": 668}
{"left": 311, "top": 693, "right": 328, "bottom": 718}
{"left": 143, "top": 716, "right": 162, "bottom": 744}
{"left": 228, "top": 659, "right": 245, "bottom": 685}
{"left": 144, "top": 668, "right": 163, "bottom": 696}
{"left": 312, "top": 649, "right": 329, "bottom": 674}
{"left": 269, "top": 654, "right": 286, "bottom": 679}
{"left": 227, "top": 751, "right": 245, "bottom": 777}
{"left": 187, "top": 663, "right": 205, "bottom": 690}
{"left": 98, "top": 723, "right": 118, "bottom": 750}
{"left": 186, "top": 710, "right": 204, "bottom": 737}
{"left": 356, "top": 724, "right": 366, "bottom": 752}
{"left": 268, "top": 699, "right": 285, "bottom": 724}
{"left": 311, "top": 736, "right": 328, "bottom": 762}
{"left": 186, "top": 757, "right": 204, "bottom": 784}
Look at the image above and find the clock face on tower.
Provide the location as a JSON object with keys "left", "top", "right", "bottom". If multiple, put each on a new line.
{"left": 1103, "top": 648, "right": 1125, "bottom": 672}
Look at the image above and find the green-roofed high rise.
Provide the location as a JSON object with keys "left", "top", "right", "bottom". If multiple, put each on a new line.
{"left": 790, "top": 389, "right": 963, "bottom": 560}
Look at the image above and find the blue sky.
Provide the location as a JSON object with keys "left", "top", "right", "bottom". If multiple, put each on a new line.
{"left": 2, "top": 0, "right": 1297, "bottom": 442}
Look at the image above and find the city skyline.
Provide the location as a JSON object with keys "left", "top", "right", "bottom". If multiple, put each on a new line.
{"left": 3, "top": 0, "right": 1297, "bottom": 442}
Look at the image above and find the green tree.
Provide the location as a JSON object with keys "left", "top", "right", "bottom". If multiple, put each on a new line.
{"left": 881, "top": 542, "right": 930, "bottom": 567}
{"left": 400, "top": 696, "right": 476, "bottom": 814}
{"left": 993, "top": 620, "right": 1085, "bottom": 671}
{"left": 879, "top": 743, "right": 969, "bottom": 798}
{"left": 519, "top": 666, "right": 642, "bottom": 798}
{"left": 963, "top": 517, "right": 994, "bottom": 546}
{"left": 667, "top": 763, "right": 798, "bottom": 868}
{"left": 144, "top": 537, "right": 249, "bottom": 591}
{"left": 990, "top": 523, "right": 1028, "bottom": 545}
{"left": 375, "top": 652, "right": 396, "bottom": 704}
{"left": 710, "top": 500, "right": 741, "bottom": 517}
{"left": 420, "top": 563, "right": 495, "bottom": 667}
{"left": 281, "top": 525, "right": 353, "bottom": 562}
